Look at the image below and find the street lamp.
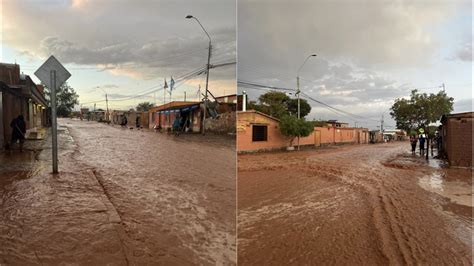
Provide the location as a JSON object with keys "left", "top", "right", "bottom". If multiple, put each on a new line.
{"left": 295, "top": 54, "right": 316, "bottom": 150}
{"left": 296, "top": 54, "right": 316, "bottom": 119}
{"left": 186, "top": 15, "right": 211, "bottom": 135}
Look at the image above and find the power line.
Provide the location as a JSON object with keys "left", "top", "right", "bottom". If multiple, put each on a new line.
{"left": 80, "top": 65, "right": 207, "bottom": 105}
{"left": 237, "top": 80, "right": 295, "bottom": 92}
{"left": 300, "top": 92, "right": 380, "bottom": 122}
{"left": 238, "top": 80, "right": 382, "bottom": 123}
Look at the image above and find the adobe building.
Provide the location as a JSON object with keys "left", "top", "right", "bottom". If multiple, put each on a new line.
{"left": 124, "top": 110, "right": 148, "bottom": 128}
{"left": 215, "top": 94, "right": 238, "bottom": 105}
{"left": 214, "top": 94, "right": 239, "bottom": 113}
{"left": 0, "top": 63, "right": 48, "bottom": 149}
{"left": 369, "top": 130, "right": 384, "bottom": 143}
{"left": 237, "top": 110, "right": 369, "bottom": 152}
{"left": 148, "top": 101, "right": 202, "bottom": 132}
{"left": 440, "top": 112, "right": 473, "bottom": 168}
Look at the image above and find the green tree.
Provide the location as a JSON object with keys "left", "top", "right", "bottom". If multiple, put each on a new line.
{"left": 279, "top": 115, "right": 314, "bottom": 147}
{"left": 257, "top": 91, "right": 290, "bottom": 119}
{"left": 44, "top": 82, "right": 79, "bottom": 117}
{"left": 390, "top": 89, "right": 453, "bottom": 135}
{"left": 287, "top": 98, "right": 311, "bottom": 118}
{"left": 249, "top": 91, "right": 312, "bottom": 119}
{"left": 136, "top": 101, "right": 154, "bottom": 112}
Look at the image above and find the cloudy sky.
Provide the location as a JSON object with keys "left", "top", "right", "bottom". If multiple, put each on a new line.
{"left": 238, "top": 0, "right": 472, "bottom": 129}
{"left": 1, "top": 0, "right": 236, "bottom": 110}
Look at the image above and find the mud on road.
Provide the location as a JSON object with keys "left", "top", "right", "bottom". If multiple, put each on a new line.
{"left": 238, "top": 142, "right": 472, "bottom": 265}
{"left": 66, "top": 120, "right": 236, "bottom": 265}
{"left": 1, "top": 119, "right": 236, "bottom": 265}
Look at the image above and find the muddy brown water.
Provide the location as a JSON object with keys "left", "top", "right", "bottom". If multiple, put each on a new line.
{"left": 238, "top": 142, "right": 472, "bottom": 265}
{"left": 0, "top": 119, "right": 236, "bottom": 265}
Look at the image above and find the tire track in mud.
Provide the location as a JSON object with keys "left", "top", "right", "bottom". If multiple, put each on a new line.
{"left": 239, "top": 143, "right": 471, "bottom": 264}
{"left": 323, "top": 160, "right": 431, "bottom": 265}
{"left": 324, "top": 153, "right": 470, "bottom": 265}
{"left": 321, "top": 168, "right": 411, "bottom": 264}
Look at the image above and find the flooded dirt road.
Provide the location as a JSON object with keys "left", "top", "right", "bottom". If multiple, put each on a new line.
{"left": 238, "top": 142, "right": 472, "bottom": 265}
{"left": 1, "top": 119, "right": 236, "bottom": 265}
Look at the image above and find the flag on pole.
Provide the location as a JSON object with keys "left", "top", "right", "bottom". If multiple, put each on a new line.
{"left": 169, "top": 76, "right": 175, "bottom": 95}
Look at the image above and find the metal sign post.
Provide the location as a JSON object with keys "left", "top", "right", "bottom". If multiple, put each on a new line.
{"left": 35, "top": 56, "right": 71, "bottom": 174}
{"left": 50, "top": 70, "right": 58, "bottom": 173}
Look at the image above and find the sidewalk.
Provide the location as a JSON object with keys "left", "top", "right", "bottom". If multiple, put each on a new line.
{"left": 0, "top": 125, "right": 128, "bottom": 265}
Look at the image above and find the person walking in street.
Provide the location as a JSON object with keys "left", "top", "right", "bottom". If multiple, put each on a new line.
{"left": 136, "top": 116, "right": 140, "bottom": 129}
{"left": 410, "top": 134, "right": 417, "bottom": 154}
{"left": 419, "top": 133, "right": 425, "bottom": 156}
{"left": 10, "top": 115, "right": 26, "bottom": 152}
{"left": 121, "top": 116, "right": 128, "bottom": 127}
{"left": 173, "top": 115, "right": 181, "bottom": 136}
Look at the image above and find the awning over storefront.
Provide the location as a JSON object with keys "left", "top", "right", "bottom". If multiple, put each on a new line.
{"left": 157, "top": 104, "right": 199, "bottom": 114}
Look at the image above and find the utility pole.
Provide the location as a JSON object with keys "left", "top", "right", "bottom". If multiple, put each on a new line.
{"left": 105, "top": 93, "right": 109, "bottom": 122}
{"left": 296, "top": 54, "right": 317, "bottom": 150}
{"left": 163, "top": 78, "right": 169, "bottom": 107}
{"left": 186, "top": 15, "right": 211, "bottom": 135}
{"left": 198, "top": 84, "right": 201, "bottom": 101}
{"left": 297, "top": 76, "right": 300, "bottom": 119}
{"left": 381, "top": 113, "right": 384, "bottom": 132}
{"left": 442, "top": 83, "right": 445, "bottom": 92}
{"left": 203, "top": 41, "right": 211, "bottom": 135}
{"left": 184, "top": 91, "right": 187, "bottom": 101}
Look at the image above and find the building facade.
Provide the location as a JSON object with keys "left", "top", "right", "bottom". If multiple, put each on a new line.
{"left": 238, "top": 110, "right": 369, "bottom": 152}
{"left": 0, "top": 63, "right": 48, "bottom": 148}
{"left": 148, "top": 101, "right": 202, "bottom": 132}
{"left": 440, "top": 112, "right": 473, "bottom": 168}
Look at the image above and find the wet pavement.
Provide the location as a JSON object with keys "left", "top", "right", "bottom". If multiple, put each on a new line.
{"left": 0, "top": 118, "right": 236, "bottom": 265}
{"left": 238, "top": 142, "right": 472, "bottom": 265}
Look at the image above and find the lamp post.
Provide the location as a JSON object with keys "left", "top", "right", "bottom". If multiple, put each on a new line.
{"left": 295, "top": 54, "right": 316, "bottom": 150}
{"left": 296, "top": 54, "right": 316, "bottom": 119}
{"left": 186, "top": 15, "right": 211, "bottom": 135}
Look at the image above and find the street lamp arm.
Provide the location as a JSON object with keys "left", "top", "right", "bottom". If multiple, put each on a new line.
{"left": 191, "top": 17, "right": 211, "bottom": 43}
{"left": 97, "top": 86, "right": 107, "bottom": 94}
{"left": 297, "top": 54, "right": 317, "bottom": 76}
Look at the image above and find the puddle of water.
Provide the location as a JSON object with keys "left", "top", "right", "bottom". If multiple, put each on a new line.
{"left": 418, "top": 172, "right": 472, "bottom": 208}
{"left": 413, "top": 156, "right": 472, "bottom": 208}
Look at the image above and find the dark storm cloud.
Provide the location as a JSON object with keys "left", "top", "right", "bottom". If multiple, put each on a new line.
{"left": 37, "top": 27, "right": 235, "bottom": 79}
{"left": 4, "top": 0, "right": 235, "bottom": 80}
{"left": 237, "top": 0, "right": 467, "bottom": 126}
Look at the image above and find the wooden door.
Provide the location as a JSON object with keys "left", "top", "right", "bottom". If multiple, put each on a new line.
{"left": 315, "top": 130, "right": 321, "bottom": 147}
